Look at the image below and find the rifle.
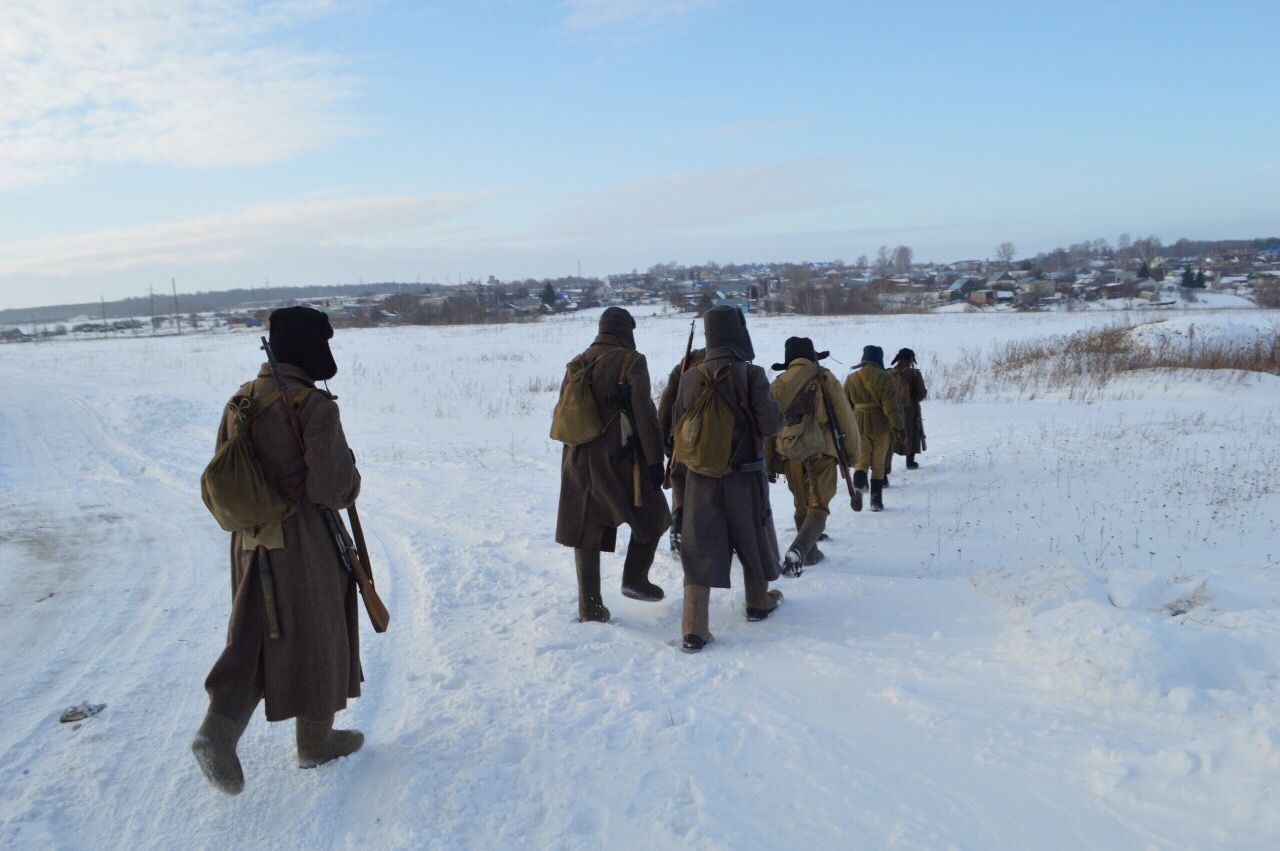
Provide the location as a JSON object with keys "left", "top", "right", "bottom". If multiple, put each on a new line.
{"left": 819, "top": 380, "right": 857, "bottom": 510}
{"left": 663, "top": 318, "right": 697, "bottom": 489}
{"left": 260, "top": 337, "right": 390, "bottom": 634}
{"left": 255, "top": 546, "right": 282, "bottom": 639}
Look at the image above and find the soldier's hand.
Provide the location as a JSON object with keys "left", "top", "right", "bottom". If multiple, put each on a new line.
{"left": 768, "top": 473, "right": 778, "bottom": 483}
{"left": 646, "top": 463, "right": 665, "bottom": 489}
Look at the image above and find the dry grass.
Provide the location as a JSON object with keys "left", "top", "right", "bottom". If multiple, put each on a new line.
{"left": 932, "top": 319, "right": 1280, "bottom": 401}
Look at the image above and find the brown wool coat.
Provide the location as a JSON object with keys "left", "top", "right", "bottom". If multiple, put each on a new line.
{"left": 891, "top": 365, "right": 928, "bottom": 456}
{"left": 211, "top": 362, "right": 363, "bottom": 722}
{"left": 555, "top": 337, "right": 671, "bottom": 551}
{"left": 657, "top": 348, "right": 706, "bottom": 515}
{"left": 843, "top": 364, "right": 905, "bottom": 439}
{"left": 673, "top": 355, "right": 784, "bottom": 589}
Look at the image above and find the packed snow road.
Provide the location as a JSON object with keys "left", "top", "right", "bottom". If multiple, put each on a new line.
{"left": 1, "top": 308, "right": 1278, "bottom": 849}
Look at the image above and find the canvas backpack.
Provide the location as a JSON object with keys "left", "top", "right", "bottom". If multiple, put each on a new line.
{"left": 775, "top": 368, "right": 828, "bottom": 464}
{"left": 550, "top": 351, "right": 635, "bottom": 446}
{"left": 200, "top": 382, "right": 311, "bottom": 534}
{"left": 672, "top": 363, "right": 738, "bottom": 478}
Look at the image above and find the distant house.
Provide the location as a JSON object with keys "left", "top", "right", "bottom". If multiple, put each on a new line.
{"left": 941, "top": 277, "right": 983, "bottom": 301}
{"left": 504, "top": 296, "right": 545, "bottom": 315}
{"left": 1, "top": 327, "right": 33, "bottom": 343}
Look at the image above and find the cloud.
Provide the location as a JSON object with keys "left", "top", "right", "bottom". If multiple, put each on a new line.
{"left": 0, "top": 0, "right": 355, "bottom": 190}
{"left": 559, "top": 0, "right": 721, "bottom": 31}
{"left": 0, "top": 193, "right": 494, "bottom": 279}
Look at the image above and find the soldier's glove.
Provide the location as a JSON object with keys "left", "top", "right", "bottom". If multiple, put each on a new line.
{"left": 768, "top": 473, "right": 778, "bottom": 483}
{"left": 646, "top": 463, "right": 665, "bottom": 489}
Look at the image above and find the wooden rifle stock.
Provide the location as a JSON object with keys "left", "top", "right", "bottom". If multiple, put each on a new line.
{"left": 820, "top": 383, "right": 857, "bottom": 509}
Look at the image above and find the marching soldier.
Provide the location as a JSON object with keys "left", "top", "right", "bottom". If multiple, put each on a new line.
{"left": 554, "top": 307, "right": 671, "bottom": 623}
{"left": 193, "top": 307, "right": 365, "bottom": 796}
{"left": 843, "top": 345, "right": 905, "bottom": 512}
{"left": 672, "top": 305, "right": 783, "bottom": 653}
{"left": 767, "top": 337, "right": 858, "bottom": 574}
{"left": 657, "top": 342, "right": 705, "bottom": 556}
{"left": 890, "top": 348, "right": 928, "bottom": 469}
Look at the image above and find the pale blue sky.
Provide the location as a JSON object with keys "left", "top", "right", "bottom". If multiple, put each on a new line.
{"left": 2, "top": 0, "right": 1277, "bottom": 308}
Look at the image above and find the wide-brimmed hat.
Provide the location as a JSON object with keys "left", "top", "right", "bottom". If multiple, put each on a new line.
{"left": 771, "top": 336, "right": 829, "bottom": 371}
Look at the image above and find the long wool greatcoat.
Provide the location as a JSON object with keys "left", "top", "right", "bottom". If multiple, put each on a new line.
{"left": 891, "top": 364, "right": 928, "bottom": 456}
{"left": 657, "top": 348, "right": 706, "bottom": 515}
{"left": 213, "top": 362, "right": 363, "bottom": 722}
{"left": 673, "top": 354, "right": 784, "bottom": 589}
{"left": 555, "top": 335, "right": 671, "bottom": 550}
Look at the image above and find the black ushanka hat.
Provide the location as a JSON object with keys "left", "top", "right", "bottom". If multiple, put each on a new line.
{"left": 268, "top": 306, "right": 337, "bottom": 381}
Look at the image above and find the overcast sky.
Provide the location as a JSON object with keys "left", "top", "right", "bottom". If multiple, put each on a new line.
{"left": 2, "top": 0, "right": 1277, "bottom": 309}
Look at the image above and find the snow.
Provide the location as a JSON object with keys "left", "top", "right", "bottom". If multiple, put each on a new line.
{"left": 2, "top": 307, "right": 1278, "bottom": 848}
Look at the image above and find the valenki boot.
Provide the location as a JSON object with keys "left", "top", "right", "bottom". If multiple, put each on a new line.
{"left": 744, "top": 572, "right": 783, "bottom": 621}
{"left": 870, "top": 479, "right": 885, "bottom": 512}
{"left": 575, "top": 549, "right": 611, "bottom": 623}
{"left": 852, "top": 469, "right": 867, "bottom": 511}
{"left": 621, "top": 535, "right": 664, "bottom": 602}
{"left": 191, "top": 708, "right": 253, "bottom": 795}
{"left": 783, "top": 511, "right": 827, "bottom": 577}
{"left": 296, "top": 715, "right": 364, "bottom": 769}
{"left": 681, "top": 585, "right": 713, "bottom": 653}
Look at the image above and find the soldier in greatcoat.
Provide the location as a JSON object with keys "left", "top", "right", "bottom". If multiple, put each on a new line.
{"left": 555, "top": 307, "right": 671, "bottom": 623}
{"left": 672, "top": 306, "right": 783, "bottom": 653}
{"left": 193, "top": 307, "right": 365, "bottom": 796}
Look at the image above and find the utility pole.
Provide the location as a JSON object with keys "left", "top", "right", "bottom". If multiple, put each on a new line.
{"left": 149, "top": 284, "right": 156, "bottom": 335}
{"left": 100, "top": 295, "right": 108, "bottom": 339}
{"left": 171, "top": 278, "right": 181, "bottom": 335}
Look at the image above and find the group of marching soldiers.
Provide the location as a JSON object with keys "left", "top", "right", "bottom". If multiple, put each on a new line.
{"left": 190, "top": 303, "right": 928, "bottom": 797}
{"left": 556, "top": 305, "right": 928, "bottom": 653}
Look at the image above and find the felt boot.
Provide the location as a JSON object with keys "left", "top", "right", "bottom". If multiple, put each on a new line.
{"left": 783, "top": 510, "right": 827, "bottom": 577}
{"left": 870, "top": 479, "right": 885, "bottom": 512}
{"left": 575, "top": 548, "right": 611, "bottom": 622}
{"left": 906, "top": 455, "right": 919, "bottom": 470}
{"left": 681, "top": 585, "right": 713, "bottom": 653}
{"left": 805, "top": 546, "right": 826, "bottom": 566}
{"left": 296, "top": 715, "right": 364, "bottom": 769}
{"left": 191, "top": 708, "right": 253, "bottom": 795}
{"left": 852, "top": 469, "right": 867, "bottom": 512}
{"left": 621, "top": 535, "right": 664, "bottom": 602}
{"left": 744, "top": 571, "right": 783, "bottom": 621}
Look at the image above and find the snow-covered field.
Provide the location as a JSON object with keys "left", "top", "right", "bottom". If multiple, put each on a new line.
{"left": 1, "top": 307, "right": 1278, "bottom": 849}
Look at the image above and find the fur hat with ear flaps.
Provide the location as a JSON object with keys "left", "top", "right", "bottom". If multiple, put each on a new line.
{"left": 703, "top": 304, "right": 755, "bottom": 362}
{"left": 595, "top": 306, "right": 637, "bottom": 350}
{"left": 857, "top": 345, "right": 885, "bottom": 370}
{"left": 268, "top": 306, "right": 337, "bottom": 381}
{"left": 891, "top": 347, "right": 916, "bottom": 366}
{"left": 771, "top": 336, "right": 829, "bottom": 371}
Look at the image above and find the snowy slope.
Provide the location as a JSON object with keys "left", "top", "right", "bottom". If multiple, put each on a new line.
{"left": 1, "top": 308, "right": 1278, "bottom": 849}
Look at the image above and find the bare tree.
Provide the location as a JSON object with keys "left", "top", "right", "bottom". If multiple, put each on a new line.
{"left": 1132, "top": 235, "right": 1163, "bottom": 262}
{"left": 996, "top": 242, "right": 1016, "bottom": 266}
{"left": 855, "top": 254, "right": 869, "bottom": 270}
{"left": 873, "top": 245, "right": 892, "bottom": 278}
{"left": 892, "top": 245, "right": 913, "bottom": 275}
{"left": 1117, "top": 233, "right": 1132, "bottom": 251}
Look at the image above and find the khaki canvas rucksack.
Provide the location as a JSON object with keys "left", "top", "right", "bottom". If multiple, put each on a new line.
{"left": 549, "top": 354, "right": 605, "bottom": 446}
{"left": 200, "top": 382, "right": 309, "bottom": 534}
{"left": 672, "top": 363, "right": 738, "bottom": 478}
{"left": 775, "top": 372, "right": 828, "bottom": 464}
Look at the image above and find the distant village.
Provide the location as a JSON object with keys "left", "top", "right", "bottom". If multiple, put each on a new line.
{"left": 4, "top": 238, "right": 1279, "bottom": 343}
